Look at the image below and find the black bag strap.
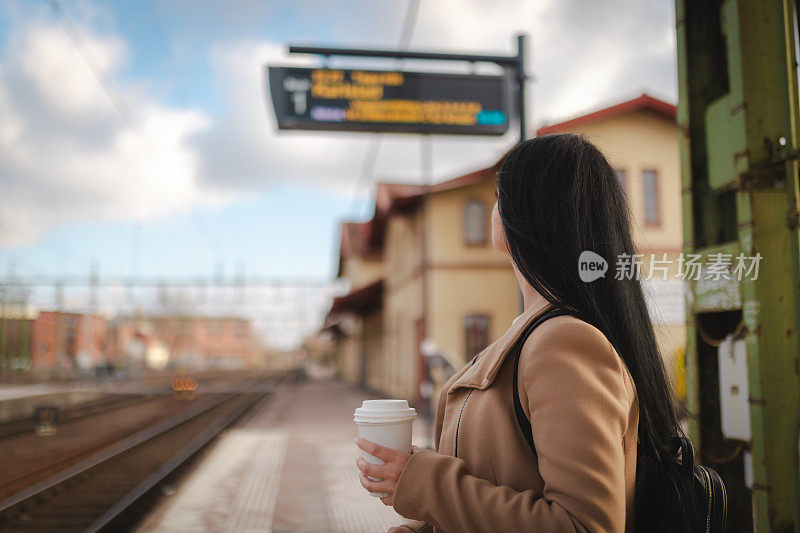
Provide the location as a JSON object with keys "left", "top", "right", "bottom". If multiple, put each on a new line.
{"left": 511, "top": 306, "right": 579, "bottom": 455}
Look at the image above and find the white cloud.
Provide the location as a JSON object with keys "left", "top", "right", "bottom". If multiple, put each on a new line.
{"left": 191, "top": 39, "right": 366, "bottom": 194}
{"left": 528, "top": 0, "right": 677, "bottom": 123}
{"left": 0, "top": 0, "right": 679, "bottom": 248}
{"left": 0, "top": 16, "right": 212, "bottom": 246}
{"left": 17, "top": 21, "right": 126, "bottom": 114}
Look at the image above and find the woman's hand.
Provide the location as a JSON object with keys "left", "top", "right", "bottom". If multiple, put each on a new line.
{"left": 354, "top": 437, "right": 418, "bottom": 506}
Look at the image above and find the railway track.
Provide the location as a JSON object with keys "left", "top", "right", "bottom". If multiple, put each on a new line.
{"left": 0, "top": 394, "right": 146, "bottom": 440}
{"left": 0, "top": 392, "right": 235, "bottom": 502}
{"left": 0, "top": 376, "right": 282, "bottom": 532}
{"left": 0, "top": 370, "right": 259, "bottom": 440}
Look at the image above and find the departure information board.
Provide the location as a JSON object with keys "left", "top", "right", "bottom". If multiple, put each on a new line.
{"left": 267, "top": 66, "right": 510, "bottom": 135}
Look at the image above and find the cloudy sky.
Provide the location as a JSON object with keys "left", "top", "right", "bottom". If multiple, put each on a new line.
{"left": 0, "top": 0, "right": 677, "bottom": 283}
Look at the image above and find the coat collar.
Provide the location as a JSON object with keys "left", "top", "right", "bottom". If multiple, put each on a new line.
{"left": 448, "top": 297, "right": 553, "bottom": 395}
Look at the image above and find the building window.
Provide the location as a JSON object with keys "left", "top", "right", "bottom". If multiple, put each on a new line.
{"left": 464, "top": 314, "right": 490, "bottom": 360}
{"left": 614, "top": 168, "right": 626, "bottom": 190}
{"left": 463, "top": 199, "right": 487, "bottom": 245}
{"left": 643, "top": 169, "right": 661, "bottom": 226}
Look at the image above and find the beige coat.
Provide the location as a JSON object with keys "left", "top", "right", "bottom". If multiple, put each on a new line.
{"left": 393, "top": 298, "right": 639, "bottom": 533}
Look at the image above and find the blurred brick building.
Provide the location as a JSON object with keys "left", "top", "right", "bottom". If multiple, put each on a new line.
{"left": 0, "top": 311, "right": 111, "bottom": 375}
{"left": 0, "top": 312, "right": 257, "bottom": 375}
{"left": 115, "top": 315, "right": 257, "bottom": 370}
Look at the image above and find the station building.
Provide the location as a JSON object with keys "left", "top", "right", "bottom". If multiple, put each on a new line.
{"left": 325, "top": 93, "right": 686, "bottom": 406}
{"left": 326, "top": 170, "right": 518, "bottom": 404}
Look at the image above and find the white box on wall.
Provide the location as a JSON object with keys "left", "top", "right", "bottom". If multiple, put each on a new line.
{"left": 718, "top": 335, "right": 751, "bottom": 441}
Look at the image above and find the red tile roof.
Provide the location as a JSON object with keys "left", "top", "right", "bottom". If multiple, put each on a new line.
{"left": 328, "top": 279, "right": 384, "bottom": 316}
{"left": 340, "top": 222, "right": 371, "bottom": 257}
{"left": 375, "top": 182, "right": 426, "bottom": 216}
{"left": 536, "top": 94, "right": 676, "bottom": 136}
{"left": 336, "top": 221, "right": 377, "bottom": 277}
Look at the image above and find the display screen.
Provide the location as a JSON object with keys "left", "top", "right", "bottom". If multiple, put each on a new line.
{"left": 267, "top": 66, "right": 510, "bottom": 135}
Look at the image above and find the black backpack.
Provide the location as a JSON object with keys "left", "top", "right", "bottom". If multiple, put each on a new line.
{"left": 506, "top": 307, "right": 727, "bottom": 533}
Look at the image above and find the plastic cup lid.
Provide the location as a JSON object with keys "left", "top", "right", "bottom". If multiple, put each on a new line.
{"left": 354, "top": 399, "right": 417, "bottom": 423}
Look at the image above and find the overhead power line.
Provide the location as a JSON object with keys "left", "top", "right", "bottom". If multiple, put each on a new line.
{"left": 398, "top": 0, "right": 420, "bottom": 50}
{"left": 44, "top": 0, "right": 222, "bottom": 263}
{"left": 346, "top": 0, "right": 420, "bottom": 219}
{"left": 46, "top": 0, "right": 139, "bottom": 131}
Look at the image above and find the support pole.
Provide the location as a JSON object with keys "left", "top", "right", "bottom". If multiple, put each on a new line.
{"left": 419, "top": 134, "right": 433, "bottom": 444}
{"left": 516, "top": 34, "right": 527, "bottom": 143}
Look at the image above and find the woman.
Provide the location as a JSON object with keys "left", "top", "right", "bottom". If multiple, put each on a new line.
{"left": 355, "top": 134, "right": 691, "bottom": 532}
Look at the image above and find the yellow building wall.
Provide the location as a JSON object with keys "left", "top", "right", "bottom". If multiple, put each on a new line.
{"left": 383, "top": 276, "right": 423, "bottom": 400}
{"left": 563, "top": 109, "right": 682, "bottom": 253}
{"left": 363, "top": 307, "right": 384, "bottom": 392}
{"left": 342, "top": 255, "right": 383, "bottom": 291}
{"left": 383, "top": 211, "right": 424, "bottom": 401}
{"left": 339, "top": 320, "right": 362, "bottom": 385}
{"left": 335, "top": 211, "right": 423, "bottom": 399}
{"left": 385, "top": 210, "right": 422, "bottom": 287}
{"left": 424, "top": 180, "right": 522, "bottom": 364}
{"left": 427, "top": 268, "right": 521, "bottom": 367}
{"left": 554, "top": 109, "right": 686, "bottom": 373}
{"left": 426, "top": 182, "right": 507, "bottom": 265}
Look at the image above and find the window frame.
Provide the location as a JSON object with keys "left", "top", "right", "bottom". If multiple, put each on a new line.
{"left": 642, "top": 168, "right": 661, "bottom": 228}
{"left": 463, "top": 314, "right": 491, "bottom": 360}
{"left": 462, "top": 197, "right": 488, "bottom": 247}
{"left": 614, "top": 168, "right": 627, "bottom": 192}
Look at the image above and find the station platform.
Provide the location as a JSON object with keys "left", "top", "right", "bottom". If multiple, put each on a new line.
{"left": 0, "top": 383, "right": 83, "bottom": 402}
{"left": 0, "top": 372, "right": 260, "bottom": 423}
{"left": 0, "top": 383, "right": 109, "bottom": 423}
{"left": 136, "top": 378, "right": 432, "bottom": 533}
{"left": 0, "top": 379, "right": 164, "bottom": 402}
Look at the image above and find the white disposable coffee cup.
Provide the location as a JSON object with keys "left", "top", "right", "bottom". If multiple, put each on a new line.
{"left": 354, "top": 399, "right": 416, "bottom": 498}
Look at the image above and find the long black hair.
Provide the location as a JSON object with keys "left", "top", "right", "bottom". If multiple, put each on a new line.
{"left": 496, "top": 133, "right": 695, "bottom": 528}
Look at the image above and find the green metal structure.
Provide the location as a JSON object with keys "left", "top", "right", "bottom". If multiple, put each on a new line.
{"left": 676, "top": 0, "right": 800, "bottom": 530}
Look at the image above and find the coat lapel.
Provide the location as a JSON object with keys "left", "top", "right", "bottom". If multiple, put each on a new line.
{"left": 448, "top": 298, "right": 553, "bottom": 395}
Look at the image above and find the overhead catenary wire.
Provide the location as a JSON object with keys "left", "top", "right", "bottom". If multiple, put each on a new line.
{"left": 397, "top": 0, "right": 420, "bottom": 50}
{"left": 346, "top": 0, "right": 421, "bottom": 218}
{"left": 44, "top": 0, "right": 222, "bottom": 266}
{"left": 46, "top": 0, "right": 139, "bottom": 132}
{"left": 347, "top": 136, "right": 383, "bottom": 218}
{"left": 0, "top": 280, "right": 335, "bottom": 352}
